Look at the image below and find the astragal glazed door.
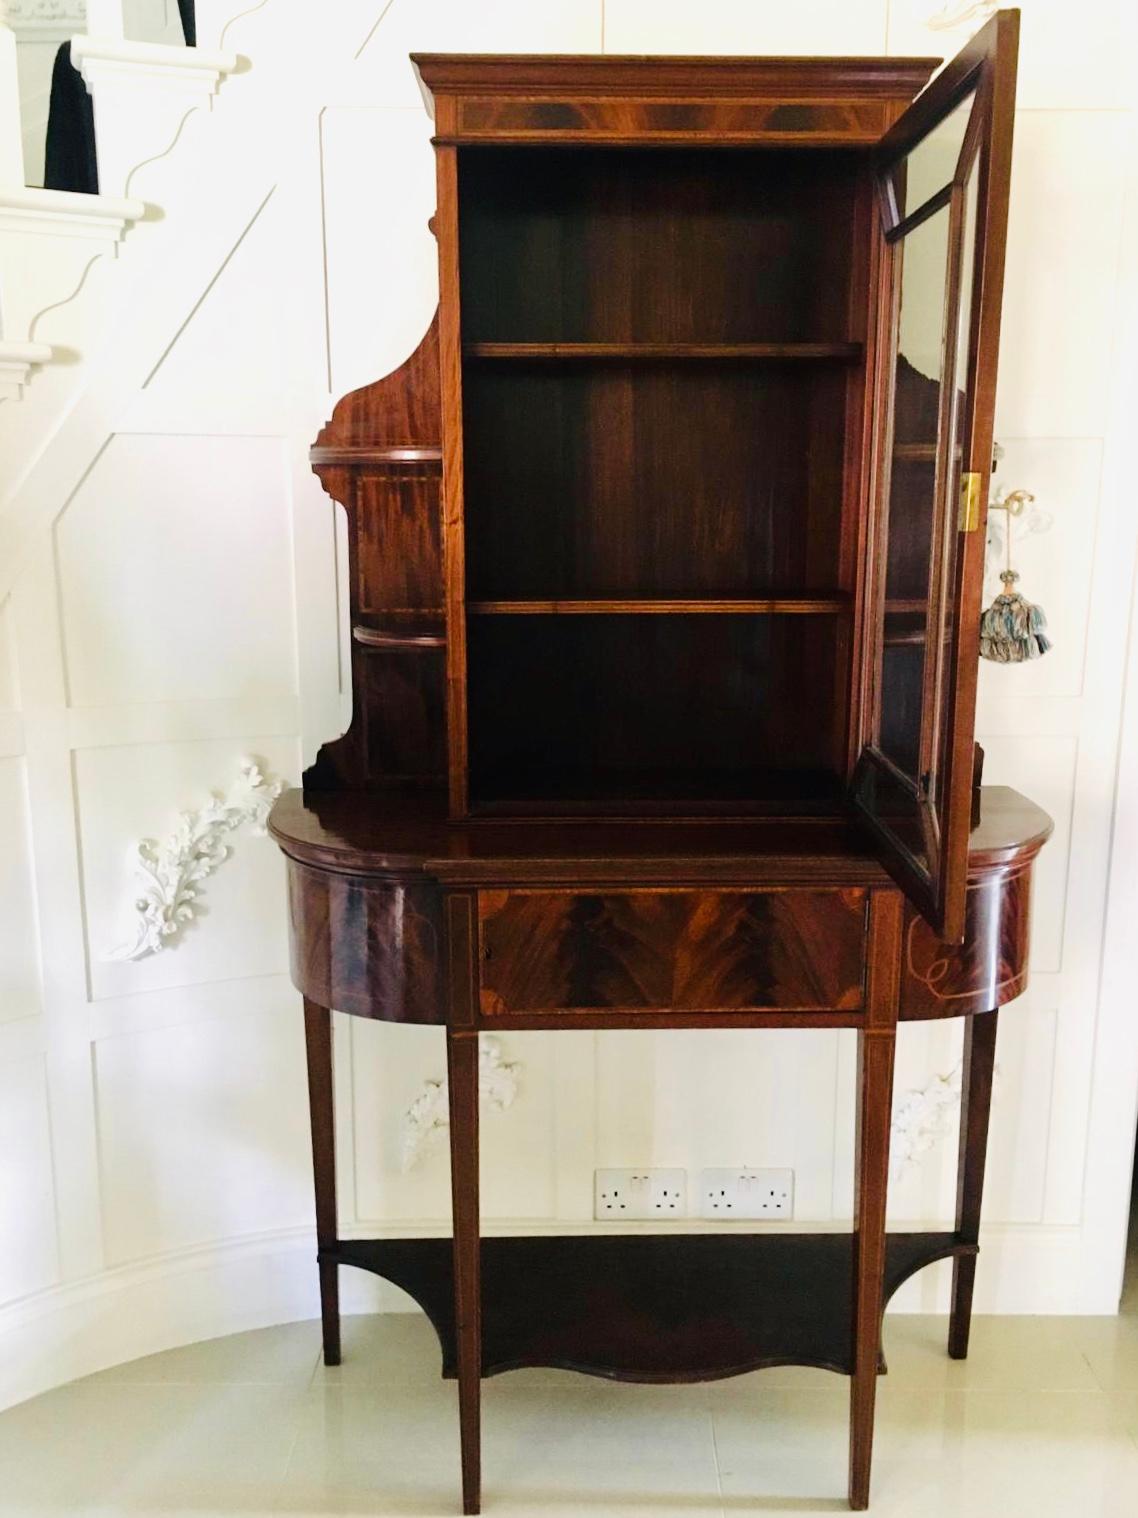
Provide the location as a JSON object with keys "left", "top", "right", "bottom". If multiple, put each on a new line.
{"left": 854, "top": 10, "right": 1019, "bottom": 943}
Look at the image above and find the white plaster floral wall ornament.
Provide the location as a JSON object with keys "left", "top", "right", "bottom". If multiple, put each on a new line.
{"left": 890, "top": 1058, "right": 977, "bottom": 1181}
{"left": 104, "top": 757, "right": 284, "bottom": 961}
{"left": 926, "top": 0, "right": 998, "bottom": 29}
{"left": 400, "top": 1037, "right": 522, "bottom": 1171}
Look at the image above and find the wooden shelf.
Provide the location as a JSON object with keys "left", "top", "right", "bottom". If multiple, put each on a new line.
{"left": 467, "top": 597, "right": 850, "bottom": 616}
{"left": 470, "top": 765, "right": 844, "bottom": 817}
{"left": 891, "top": 443, "right": 964, "bottom": 462}
{"left": 331, "top": 1232, "right": 972, "bottom": 1382}
{"left": 883, "top": 600, "right": 927, "bottom": 647}
{"left": 464, "top": 341, "right": 863, "bottom": 362}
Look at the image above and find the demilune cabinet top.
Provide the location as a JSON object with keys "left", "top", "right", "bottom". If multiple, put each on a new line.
{"left": 306, "top": 11, "right": 1020, "bottom": 943}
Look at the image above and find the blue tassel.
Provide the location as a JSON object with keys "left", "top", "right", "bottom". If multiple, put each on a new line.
{"left": 979, "top": 571, "right": 1052, "bottom": 663}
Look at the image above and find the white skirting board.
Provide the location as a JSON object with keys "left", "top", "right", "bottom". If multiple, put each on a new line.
{"left": 0, "top": 1227, "right": 385, "bottom": 1414}
{"left": 0, "top": 1220, "right": 1098, "bottom": 1413}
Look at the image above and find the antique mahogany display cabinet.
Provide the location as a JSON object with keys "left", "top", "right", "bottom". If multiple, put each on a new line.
{"left": 270, "top": 12, "right": 1052, "bottom": 1510}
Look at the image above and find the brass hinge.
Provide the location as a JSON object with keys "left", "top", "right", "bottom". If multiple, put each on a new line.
{"left": 958, "top": 471, "right": 982, "bottom": 533}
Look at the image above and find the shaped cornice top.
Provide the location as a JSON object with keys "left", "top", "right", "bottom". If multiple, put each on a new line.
{"left": 411, "top": 53, "right": 941, "bottom": 110}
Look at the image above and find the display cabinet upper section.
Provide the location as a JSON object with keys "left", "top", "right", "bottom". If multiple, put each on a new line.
{"left": 308, "top": 13, "right": 1021, "bottom": 944}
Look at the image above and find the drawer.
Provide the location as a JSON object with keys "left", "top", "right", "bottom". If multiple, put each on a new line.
{"left": 477, "top": 889, "right": 867, "bottom": 1017}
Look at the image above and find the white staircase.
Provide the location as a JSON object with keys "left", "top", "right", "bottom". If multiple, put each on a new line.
{"left": 0, "top": 0, "right": 238, "bottom": 404}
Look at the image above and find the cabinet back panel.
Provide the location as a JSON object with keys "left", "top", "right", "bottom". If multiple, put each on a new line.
{"left": 467, "top": 613, "right": 841, "bottom": 812}
{"left": 355, "top": 473, "right": 443, "bottom": 614}
{"left": 361, "top": 648, "right": 448, "bottom": 786}
{"left": 464, "top": 361, "right": 848, "bottom": 600}
{"left": 458, "top": 148, "right": 858, "bottom": 345}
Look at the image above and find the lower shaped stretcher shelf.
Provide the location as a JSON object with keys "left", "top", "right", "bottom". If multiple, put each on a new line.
{"left": 327, "top": 1231, "right": 974, "bottom": 1382}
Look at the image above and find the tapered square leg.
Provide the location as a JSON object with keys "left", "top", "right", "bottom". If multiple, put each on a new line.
{"left": 948, "top": 1009, "right": 999, "bottom": 1359}
{"left": 849, "top": 891, "right": 902, "bottom": 1511}
{"left": 303, "top": 998, "right": 340, "bottom": 1367}
{"left": 448, "top": 1029, "right": 481, "bottom": 1515}
{"left": 849, "top": 1026, "right": 897, "bottom": 1510}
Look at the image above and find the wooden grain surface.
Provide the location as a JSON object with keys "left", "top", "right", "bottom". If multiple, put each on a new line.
{"left": 478, "top": 888, "right": 867, "bottom": 1015}
{"left": 270, "top": 784, "right": 1049, "bottom": 884}
{"left": 278, "top": 789, "right": 1047, "bottom": 1027}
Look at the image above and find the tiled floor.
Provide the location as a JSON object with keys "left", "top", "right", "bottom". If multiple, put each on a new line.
{"left": 2, "top": 1241, "right": 1138, "bottom": 1518}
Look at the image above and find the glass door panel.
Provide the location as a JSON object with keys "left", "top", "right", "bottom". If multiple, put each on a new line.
{"left": 878, "top": 202, "right": 953, "bottom": 786}
{"left": 884, "top": 89, "right": 976, "bottom": 223}
{"left": 935, "top": 163, "right": 981, "bottom": 823}
{"left": 854, "top": 10, "right": 1019, "bottom": 942}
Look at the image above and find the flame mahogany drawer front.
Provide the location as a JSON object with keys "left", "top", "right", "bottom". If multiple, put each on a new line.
{"left": 476, "top": 889, "right": 868, "bottom": 1017}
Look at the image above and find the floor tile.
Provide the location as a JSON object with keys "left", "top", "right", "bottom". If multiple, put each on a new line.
{"left": 284, "top": 1379, "right": 463, "bottom": 1515}
{"left": 1115, "top": 1391, "right": 1138, "bottom": 1446}
{"left": 875, "top": 1389, "right": 1138, "bottom": 1518}
{"left": 1074, "top": 1315, "right": 1138, "bottom": 1392}
{"left": 287, "top": 1377, "right": 724, "bottom": 1516}
{"left": 481, "top": 1379, "right": 721, "bottom": 1513}
{"left": 879, "top": 1311, "right": 1103, "bottom": 1391}
{"left": 2, "top": 1310, "right": 1138, "bottom": 1516}
{"left": 0, "top": 1380, "right": 304, "bottom": 1516}
{"left": 87, "top": 1318, "right": 323, "bottom": 1388}
{"left": 711, "top": 1382, "right": 1138, "bottom": 1517}
{"left": 711, "top": 1384, "right": 849, "bottom": 1506}
{"left": 310, "top": 1312, "right": 448, "bottom": 1389}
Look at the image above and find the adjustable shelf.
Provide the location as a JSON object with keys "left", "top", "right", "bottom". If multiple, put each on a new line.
{"left": 467, "top": 596, "right": 851, "bottom": 616}
{"left": 469, "top": 765, "right": 846, "bottom": 817}
{"left": 463, "top": 341, "right": 864, "bottom": 362}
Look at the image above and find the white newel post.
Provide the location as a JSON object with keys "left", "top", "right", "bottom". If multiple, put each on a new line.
{"left": 70, "top": 17, "right": 238, "bottom": 199}
{"left": 0, "top": 0, "right": 148, "bottom": 399}
{"left": 83, "top": 0, "right": 126, "bottom": 40}
{"left": 0, "top": 5, "right": 26, "bottom": 188}
{"left": 0, "top": 2, "right": 52, "bottom": 398}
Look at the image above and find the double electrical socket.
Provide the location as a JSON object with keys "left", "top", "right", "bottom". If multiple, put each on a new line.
{"left": 594, "top": 1168, "right": 686, "bottom": 1219}
{"left": 594, "top": 1167, "right": 794, "bottom": 1221}
{"left": 699, "top": 1167, "right": 794, "bottom": 1220}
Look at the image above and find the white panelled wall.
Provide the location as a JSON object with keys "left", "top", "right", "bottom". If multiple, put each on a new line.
{"left": 1, "top": 0, "right": 1137, "bottom": 1410}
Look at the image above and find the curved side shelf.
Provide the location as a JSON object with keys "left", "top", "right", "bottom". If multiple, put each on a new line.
{"left": 353, "top": 614, "right": 447, "bottom": 649}
{"left": 310, "top": 446, "right": 442, "bottom": 466}
{"left": 305, "top": 312, "right": 447, "bottom": 792}
{"left": 328, "top": 1232, "right": 973, "bottom": 1382}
